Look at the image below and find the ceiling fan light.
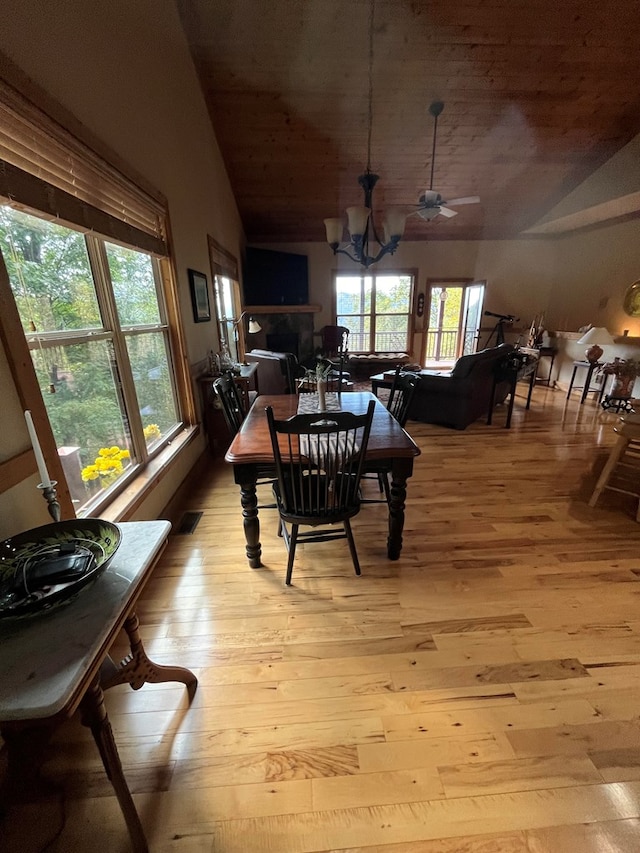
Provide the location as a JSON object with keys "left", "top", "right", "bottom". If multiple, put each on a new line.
{"left": 324, "top": 217, "right": 344, "bottom": 247}
{"left": 383, "top": 208, "right": 407, "bottom": 241}
{"left": 346, "top": 206, "right": 370, "bottom": 238}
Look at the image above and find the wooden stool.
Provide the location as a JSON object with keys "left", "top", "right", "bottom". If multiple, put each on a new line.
{"left": 589, "top": 420, "right": 640, "bottom": 520}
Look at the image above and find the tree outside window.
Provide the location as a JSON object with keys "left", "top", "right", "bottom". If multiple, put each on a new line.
{"left": 336, "top": 272, "right": 414, "bottom": 352}
{"left": 0, "top": 206, "right": 181, "bottom": 514}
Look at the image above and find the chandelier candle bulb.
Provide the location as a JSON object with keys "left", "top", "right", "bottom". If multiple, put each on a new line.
{"left": 24, "top": 410, "right": 52, "bottom": 487}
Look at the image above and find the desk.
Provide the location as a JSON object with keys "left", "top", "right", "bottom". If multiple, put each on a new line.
{"left": 0, "top": 520, "right": 197, "bottom": 853}
{"left": 225, "top": 392, "right": 421, "bottom": 565}
{"left": 566, "top": 360, "right": 604, "bottom": 404}
{"left": 488, "top": 357, "right": 538, "bottom": 428}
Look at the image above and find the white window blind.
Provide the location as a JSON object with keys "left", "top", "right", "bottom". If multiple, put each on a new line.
{"left": 0, "top": 78, "right": 167, "bottom": 256}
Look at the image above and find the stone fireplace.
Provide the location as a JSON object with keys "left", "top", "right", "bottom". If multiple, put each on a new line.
{"left": 244, "top": 304, "right": 320, "bottom": 365}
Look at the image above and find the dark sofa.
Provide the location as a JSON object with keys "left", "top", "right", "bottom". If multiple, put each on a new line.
{"left": 408, "top": 343, "right": 514, "bottom": 429}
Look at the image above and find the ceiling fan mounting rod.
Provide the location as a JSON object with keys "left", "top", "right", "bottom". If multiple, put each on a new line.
{"left": 428, "top": 100, "right": 444, "bottom": 192}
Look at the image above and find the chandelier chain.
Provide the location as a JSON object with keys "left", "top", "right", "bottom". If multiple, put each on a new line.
{"left": 366, "top": 0, "right": 375, "bottom": 172}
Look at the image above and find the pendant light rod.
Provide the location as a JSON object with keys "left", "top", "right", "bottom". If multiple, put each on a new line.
{"left": 324, "top": 0, "right": 407, "bottom": 269}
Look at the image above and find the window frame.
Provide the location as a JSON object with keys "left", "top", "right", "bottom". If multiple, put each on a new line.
{"left": 333, "top": 268, "right": 416, "bottom": 354}
{"left": 2, "top": 208, "right": 186, "bottom": 515}
{"left": 0, "top": 62, "right": 196, "bottom": 518}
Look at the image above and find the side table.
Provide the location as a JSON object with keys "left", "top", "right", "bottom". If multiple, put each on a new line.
{"left": 0, "top": 520, "right": 197, "bottom": 853}
{"left": 566, "top": 360, "right": 604, "bottom": 404}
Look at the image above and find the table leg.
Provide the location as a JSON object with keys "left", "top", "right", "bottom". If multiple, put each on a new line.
{"left": 504, "top": 375, "right": 517, "bottom": 429}
{"left": 240, "top": 478, "right": 262, "bottom": 567}
{"left": 100, "top": 611, "right": 198, "bottom": 697}
{"left": 387, "top": 458, "right": 412, "bottom": 559}
{"left": 80, "top": 677, "right": 148, "bottom": 853}
{"left": 566, "top": 364, "right": 579, "bottom": 400}
{"left": 525, "top": 362, "right": 537, "bottom": 409}
{"left": 581, "top": 363, "right": 596, "bottom": 404}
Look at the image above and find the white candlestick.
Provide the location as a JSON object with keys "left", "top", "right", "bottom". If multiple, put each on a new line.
{"left": 25, "top": 410, "right": 52, "bottom": 487}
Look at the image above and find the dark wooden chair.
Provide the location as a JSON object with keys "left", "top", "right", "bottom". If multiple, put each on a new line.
{"left": 214, "top": 373, "right": 277, "bottom": 502}
{"left": 320, "top": 325, "right": 350, "bottom": 359}
{"left": 213, "top": 372, "right": 245, "bottom": 437}
{"left": 266, "top": 400, "right": 375, "bottom": 585}
{"left": 362, "top": 368, "right": 418, "bottom": 503}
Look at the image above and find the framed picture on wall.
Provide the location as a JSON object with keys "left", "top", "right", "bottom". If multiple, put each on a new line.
{"left": 188, "top": 268, "right": 211, "bottom": 322}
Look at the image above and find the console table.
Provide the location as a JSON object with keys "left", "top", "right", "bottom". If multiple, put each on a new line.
{"left": 488, "top": 356, "right": 538, "bottom": 428}
{"left": 0, "top": 520, "right": 197, "bottom": 853}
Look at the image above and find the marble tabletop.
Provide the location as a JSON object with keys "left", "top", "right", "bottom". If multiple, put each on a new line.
{"left": 0, "top": 519, "right": 171, "bottom": 721}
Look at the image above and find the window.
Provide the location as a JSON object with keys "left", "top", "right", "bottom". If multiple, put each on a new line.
{"left": 0, "top": 206, "right": 182, "bottom": 514}
{"left": 335, "top": 271, "right": 414, "bottom": 353}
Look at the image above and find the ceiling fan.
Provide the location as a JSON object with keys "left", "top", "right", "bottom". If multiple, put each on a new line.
{"left": 414, "top": 101, "right": 480, "bottom": 221}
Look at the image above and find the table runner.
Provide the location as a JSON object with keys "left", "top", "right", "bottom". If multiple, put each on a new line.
{"left": 296, "top": 392, "right": 342, "bottom": 414}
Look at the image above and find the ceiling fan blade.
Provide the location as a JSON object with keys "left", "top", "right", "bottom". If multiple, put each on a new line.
{"left": 439, "top": 206, "right": 458, "bottom": 218}
{"left": 446, "top": 195, "right": 480, "bottom": 206}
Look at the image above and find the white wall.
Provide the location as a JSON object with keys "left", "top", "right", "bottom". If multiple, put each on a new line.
{"left": 0, "top": 0, "right": 244, "bottom": 537}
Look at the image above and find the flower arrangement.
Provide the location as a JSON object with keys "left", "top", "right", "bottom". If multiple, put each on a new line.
{"left": 598, "top": 357, "right": 640, "bottom": 404}
{"left": 81, "top": 446, "right": 131, "bottom": 486}
{"left": 143, "top": 423, "right": 161, "bottom": 443}
{"left": 599, "top": 357, "right": 640, "bottom": 379}
{"left": 297, "top": 357, "right": 335, "bottom": 390}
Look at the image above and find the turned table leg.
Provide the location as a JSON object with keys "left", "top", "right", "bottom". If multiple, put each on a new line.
{"left": 387, "top": 458, "right": 413, "bottom": 560}
{"left": 100, "top": 612, "right": 198, "bottom": 697}
{"left": 234, "top": 464, "right": 262, "bottom": 567}
{"left": 80, "top": 677, "right": 148, "bottom": 853}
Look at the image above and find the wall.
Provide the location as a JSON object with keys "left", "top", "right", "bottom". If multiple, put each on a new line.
{"left": 250, "top": 238, "right": 557, "bottom": 359}
{"left": 0, "top": 0, "right": 244, "bottom": 538}
{"left": 252, "top": 216, "right": 640, "bottom": 360}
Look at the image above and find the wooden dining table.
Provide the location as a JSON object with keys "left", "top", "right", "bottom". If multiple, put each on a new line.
{"left": 225, "top": 391, "right": 421, "bottom": 567}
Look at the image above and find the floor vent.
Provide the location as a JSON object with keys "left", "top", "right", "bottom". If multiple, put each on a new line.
{"left": 176, "top": 511, "right": 203, "bottom": 535}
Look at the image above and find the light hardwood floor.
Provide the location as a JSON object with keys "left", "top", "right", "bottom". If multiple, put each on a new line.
{"left": 4, "top": 384, "right": 640, "bottom": 852}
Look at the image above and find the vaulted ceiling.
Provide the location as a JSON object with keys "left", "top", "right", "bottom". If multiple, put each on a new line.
{"left": 177, "top": 0, "right": 640, "bottom": 243}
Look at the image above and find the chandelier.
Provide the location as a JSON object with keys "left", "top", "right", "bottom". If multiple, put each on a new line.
{"left": 323, "top": 0, "right": 406, "bottom": 269}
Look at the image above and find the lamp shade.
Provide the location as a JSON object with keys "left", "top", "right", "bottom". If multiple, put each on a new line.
{"left": 382, "top": 208, "right": 407, "bottom": 242}
{"left": 346, "top": 206, "right": 370, "bottom": 238}
{"left": 577, "top": 326, "right": 614, "bottom": 363}
{"left": 323, "top": 218, "right": 343, "bottom": 246}
{"left": 247, "top": 317, "right": 261, "bottom": 334}
{"left": 577, "top": 327, "right": 615, "bottom": 345}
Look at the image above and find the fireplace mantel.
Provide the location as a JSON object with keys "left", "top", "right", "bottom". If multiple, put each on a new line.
{"left": 244, "top": 304, "right": 321, "bottom": 314}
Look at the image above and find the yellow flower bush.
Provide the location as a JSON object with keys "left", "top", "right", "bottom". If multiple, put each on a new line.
{"left": 81, "top": 446, "right": 131, "bottom": 485}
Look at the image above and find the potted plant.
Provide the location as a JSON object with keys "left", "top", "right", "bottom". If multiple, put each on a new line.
{"left": 598, "top": 357, "right": 640, "bottom": 401}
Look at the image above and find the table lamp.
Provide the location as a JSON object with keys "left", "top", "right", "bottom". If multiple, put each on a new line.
{"left": 577, "top": 326, "right": 615, "bottom": 363}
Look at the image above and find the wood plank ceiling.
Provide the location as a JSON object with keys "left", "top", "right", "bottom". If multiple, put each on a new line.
{"left": 177, "top": 0, "right": 640, "bottom": 243}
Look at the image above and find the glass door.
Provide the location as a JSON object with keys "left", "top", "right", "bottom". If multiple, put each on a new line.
{"left": 424, "top": 279, "right": 486, "bottom": 365}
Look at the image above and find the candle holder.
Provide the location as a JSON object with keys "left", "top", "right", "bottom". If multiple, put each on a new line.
{"left": 38, "top": 481, "right": 61, "bottom": 523}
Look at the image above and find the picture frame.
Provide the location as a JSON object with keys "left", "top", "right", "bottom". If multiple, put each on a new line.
{"left": 188, "top": 268, "right": 211, "bottom": 322}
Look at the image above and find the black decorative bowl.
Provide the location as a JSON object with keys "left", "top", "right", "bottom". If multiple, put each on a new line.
{"left": 0, "top": 518, "right": 121, "bottom": 620}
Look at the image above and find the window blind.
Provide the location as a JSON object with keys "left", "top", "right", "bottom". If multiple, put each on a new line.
{"left": 0, "top": 78, "right": 168, "bottom": 256}
{"left": 208, "top": 234, "right": 239, "bottom": 279}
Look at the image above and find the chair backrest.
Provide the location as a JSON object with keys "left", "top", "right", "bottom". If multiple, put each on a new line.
{"left": 321, "top": 325, "right": 350, "bottom": 358}
{"left": 387, "top": 368, "right": 419, "bottom": 427}
{"left": 266, "top": 400, "right": 375, "bottom": 519}
{"left": 246, "top": 349, "right": 302, "bottom": 394}
{"left": 213, "top": 372, "right": 245, "bottom": 437}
